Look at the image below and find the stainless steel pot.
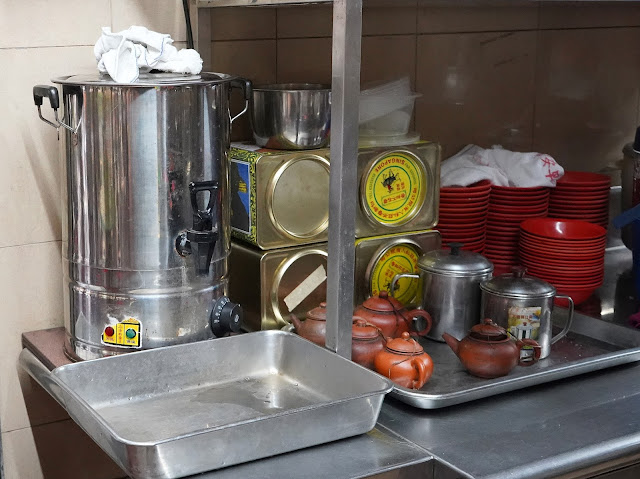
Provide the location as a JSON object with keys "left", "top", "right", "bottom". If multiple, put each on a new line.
{"left": 250, "top": 83, "right": 331, "bottom": 150}
{"left": 33, "top": 72, "right": 250, "bottom": 360}
{"left": 391, "top": 243, "right": 493, "bottom": 342}
{"left": 480, "top": 267, "right": 574, "bottom": 359}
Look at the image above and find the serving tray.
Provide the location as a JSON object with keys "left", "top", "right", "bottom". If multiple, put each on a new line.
{"left": 20, "top": 331, "right": 392, "bottom": 479}
{"left": 391, "top": 311, "right": 640, "bottom": 409}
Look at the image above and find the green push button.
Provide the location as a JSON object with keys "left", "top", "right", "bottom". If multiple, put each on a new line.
{"left": 125, "top": 328, "right": 137, "bottom": 339}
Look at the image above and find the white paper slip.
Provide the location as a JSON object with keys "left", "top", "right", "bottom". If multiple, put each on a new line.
{"left": 284, "top": 265, "right": 327, "bottom": 312}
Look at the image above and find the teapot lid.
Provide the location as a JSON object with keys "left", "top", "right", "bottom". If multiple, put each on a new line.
{"left": 419, "top": 243, "right": 493, "bottom": 277}
{"left": 362, "top": 291, "right": 404, "bottom": 313}
{"left": 469, "top": 319, "right": 509, "bottom": 341}
{"left": 480, "top": 266, "right": 556, "bottom": 299}
{"left": 352, "top": 318, "right": 381, "bottom": 340}
{"left": 385, "top": 332, "right": 424, "bottom": 354}
{"left": 307, "top": 302, "right": 327, "bottom": 322}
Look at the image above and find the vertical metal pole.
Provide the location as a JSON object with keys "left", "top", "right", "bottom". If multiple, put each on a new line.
{"left": 325, "top": 0, "right": 362, "bottom": 358}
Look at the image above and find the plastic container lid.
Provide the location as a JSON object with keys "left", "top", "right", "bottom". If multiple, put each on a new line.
{"left": 480, "top": 266, "right": 556, "bottom": 299}
{"left": 418, "top": 243, "right": 493, "bottom": 277}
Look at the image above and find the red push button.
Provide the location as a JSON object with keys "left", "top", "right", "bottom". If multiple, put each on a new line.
{"left": 105, "top": 326, "right": 115, "bottom": 337}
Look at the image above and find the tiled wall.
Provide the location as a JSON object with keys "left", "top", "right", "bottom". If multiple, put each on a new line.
{"left": 2, "top": 1, "right": 640, "bottom": 478}
{"left": 0, "top": 2, "right": 188, "bottom": 478}
{"left": 206, "top": 1, "right": 640, "bottom": 172}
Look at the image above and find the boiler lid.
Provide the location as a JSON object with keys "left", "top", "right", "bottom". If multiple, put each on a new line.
{"left": 53, "top": 72, "right": 236, "bottom": 87}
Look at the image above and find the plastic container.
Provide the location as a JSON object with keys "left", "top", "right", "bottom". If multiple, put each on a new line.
{"left": 359, "top": 77, "right": 420, "bottom": 137}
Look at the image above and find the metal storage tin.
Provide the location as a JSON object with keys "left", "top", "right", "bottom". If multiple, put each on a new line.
{"left": 229, "top": 230, "right": 439, "bottom": 331}
{"left": 229, "top": 241, "right": 329, "bottom": 332}
{"left": 230, "top": 142, "right": 440, "bottom": 249}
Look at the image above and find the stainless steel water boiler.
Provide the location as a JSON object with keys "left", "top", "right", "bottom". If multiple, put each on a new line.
{"left": 33, "top": 72, "right": 250, "bottom": 360}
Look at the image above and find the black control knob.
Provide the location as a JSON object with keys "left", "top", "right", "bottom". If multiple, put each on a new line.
{"left": 210, "top": 296, "right": 243, "bottom": 337}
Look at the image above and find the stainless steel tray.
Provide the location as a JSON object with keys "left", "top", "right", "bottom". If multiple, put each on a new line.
{"left": 19, "top": 330, "right": 392, "bottom": 479}
{"left": 391, "top": 311, "right": 640, "bottom": 409}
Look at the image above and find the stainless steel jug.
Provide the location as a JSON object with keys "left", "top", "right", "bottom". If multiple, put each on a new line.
{"left": 34, "top": 72, "right": 250, "bottom": 360}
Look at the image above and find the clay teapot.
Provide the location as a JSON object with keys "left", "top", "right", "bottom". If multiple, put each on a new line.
{"left": 289, "top": 302, "right": 327, "bottom": 347}
{"left": 442, "top": 319, "right": 542, "bottom": 379}
{"left": 354, "top": 291, "right": 432, "bottom": 339}
{"left": 351, "top": 317, "right": 386, "bottom": 370}
{"left": 374, "top": 332, "right": 434, "bottom": 389}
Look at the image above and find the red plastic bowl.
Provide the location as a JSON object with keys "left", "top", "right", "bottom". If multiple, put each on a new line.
{"left": 556, "top": 171, "right": 611, "bottom": 187}
{"left": 520, "top": 218, "right": 606, "bottom": 241}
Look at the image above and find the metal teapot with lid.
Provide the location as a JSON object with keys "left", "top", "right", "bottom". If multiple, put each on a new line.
{"left": 392, "top": 242, "right": 493, "bottom": 342}
{"left": 480, "top": 267, "right": 574, "bottom": 359}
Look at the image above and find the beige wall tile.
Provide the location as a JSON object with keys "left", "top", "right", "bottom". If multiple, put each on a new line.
{"left": 415, "top": 31, "right": 536, "bottom": 159}
{"left": 277, "top": 38, "right": 332, "bottom": 84}
{"left": 363, "top": 0, "right": 418, "bottom": 36}
{"left": 277, "top": 5, "right": 332, "bottom": 39}
{"left": 418, "top": 2, "right": 538, "bottom": 34}
{"left": 361, "top": 35, "right": 416, "bottom": 87}
{"left": 211, "top": 7, "right": 276, "bottom": 40}
{"left": 2, "top": 421, "right": 125, "bottom": 479}
{"left": 0, "top": 46, "right": 96, "bottom": 249}
{"left": 211, "top": 40, "right": 277, "bottom": 141}
{"left": 0, "top": 242, "right": 65, "bottom": 433}
{"left": 0, "top": 0, "right": 110, "bottom": 49}
{"left": 111, "top": 0, "right": 188, "bottom": 41}
{"left": 540, "top": 3, "right": 640, "bottom": 29}
{"left": 534, "top": 28, "right": 640, "bottom": 172}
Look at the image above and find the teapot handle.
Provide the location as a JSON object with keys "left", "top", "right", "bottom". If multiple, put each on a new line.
{"left": 517, "top": 338, "right": 541, "bottom": 366}
{"left": 408, "top": 309, "right": 432, "bottom": 337}
{"left": 412, "top": 358, "right": 428, "bottom": 389}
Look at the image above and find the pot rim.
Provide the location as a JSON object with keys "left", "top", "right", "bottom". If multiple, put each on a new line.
{"left": 253, "top": 83, "right": 331, "bottom": 92}
{"left": 53, "top": 71, "right": 238, "bottom": 87}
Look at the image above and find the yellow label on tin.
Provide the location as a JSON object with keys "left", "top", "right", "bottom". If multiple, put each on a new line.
{"left": 102, "top": 318, "right": 142, "bottom": 348}
{"left": 370, "top": 244, "right": 420, "bottom": 305}
{"left": 364, "top": 152, "right": 425, "bottom": 225}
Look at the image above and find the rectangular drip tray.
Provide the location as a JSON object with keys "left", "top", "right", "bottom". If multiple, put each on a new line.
{"left": 391, "top": 312, "right": 640, "bottom": 409}
{"left": 20, "top": 330, "right": 392, "bottom": 479}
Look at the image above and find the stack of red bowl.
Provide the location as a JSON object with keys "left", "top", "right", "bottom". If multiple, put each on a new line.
{"left": 519, "top": 218, "right": 606, "bottom": 305}
{"left": 437, "top": 180, "right": 491, "bottom": 253}
{"left": 485, "top": 186, "right": 550, "bottom": 275}
{"left": 548, "top": 171, "right": 611, "bottom": 229}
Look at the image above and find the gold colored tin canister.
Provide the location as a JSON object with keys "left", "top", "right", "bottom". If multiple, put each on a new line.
{"left": 230, "top": 143, "right": 441, "bottom": 250}
{"left": 229, "top": 230, "right": 441, "bottom": 331}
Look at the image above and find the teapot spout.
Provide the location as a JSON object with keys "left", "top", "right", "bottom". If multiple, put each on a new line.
{"left": 289, "top": 314, "right": 304, "bottom": 333}
{"left": 441, "top": 332, "right": 461, "bottom": 356}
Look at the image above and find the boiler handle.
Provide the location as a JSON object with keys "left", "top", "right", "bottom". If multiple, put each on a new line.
{"left": 229, "top": 78, "right": 252, "bottom": 124}
{"left": 32, "top": 84, "right": 79, "bottom": 133}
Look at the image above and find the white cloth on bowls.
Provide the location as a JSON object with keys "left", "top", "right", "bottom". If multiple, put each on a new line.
{"left": 441, "top": 144, "right": 564, "bottom": 187}
{"left": 94, "top": 26, "right": 203, "bottom": 83}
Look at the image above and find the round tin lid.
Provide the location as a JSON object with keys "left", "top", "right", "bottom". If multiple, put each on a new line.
{"left": 273, "top": 248, "right": 328, "bottom": 324}
{"left": 385, "top": 332, "right": 424, "bottom": 355}
{"left": 480, "top": 266, "right": 556, "bottom": 299}
{"left": 53, "top": 72, "right": 235, "bottom": 87}
{"left": 368, "top": 240, "right": 421, "bottom": 305}
{"left": 418, "top": 243, "right": 493, "bottom": 277}
{"left": 360, "top": 149, "right": 429, "bottom": 226}
{"left": 268, "top": 155, "right": 330, "bottom": 240}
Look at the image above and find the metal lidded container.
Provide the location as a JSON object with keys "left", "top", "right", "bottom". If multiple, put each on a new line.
{"left": 33, "top": 72, "right": 251, "bottom": 360}
{"left": 393, "top": 243, "right": 493, "bottom": 342}
{"left": 480, "top": 267, "right": 574, "bottom": 359}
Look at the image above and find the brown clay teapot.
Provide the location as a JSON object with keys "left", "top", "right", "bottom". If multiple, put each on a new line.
{"left": 442, "top": 319, "right": 542, "bottom": 379}
{"left": 374, "top": 332, "right": 434, "bottom": 389}
{"left": 354, "top": 292, "right": 432, "bottom": 339}
{"left": 351, "top": 317, "right": 386, "bottom": 370}
{"left": 289, "top": 302, "right": 327, "bottom": 347}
